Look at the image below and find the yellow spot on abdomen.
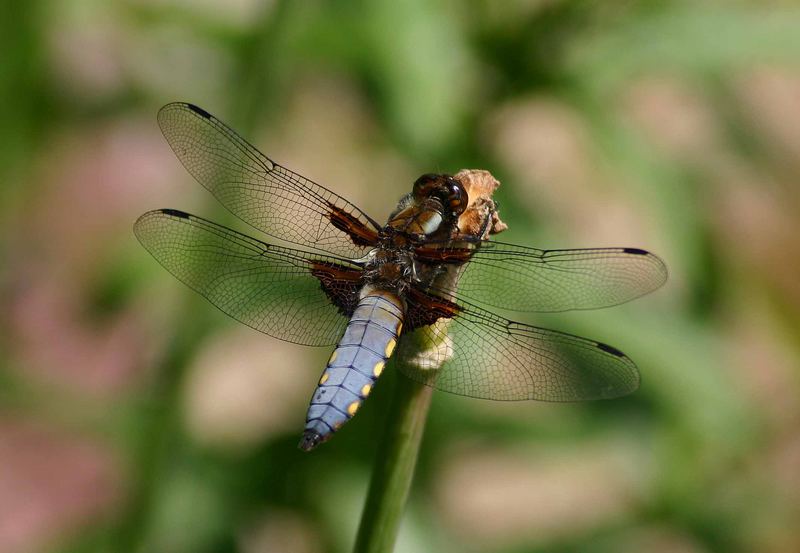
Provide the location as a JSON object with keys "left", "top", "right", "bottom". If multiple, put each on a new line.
{"left": 385, "top": 339, "right": 397, "bottom": 357}
{"left": 347, "top": 401, "right": 360, "bottom": 416}
{"left": 373, "top": 361, "right": 385, "bottom": 377}
{"left": 328, "top": 350, "right": 338, "bottom": 365}
{"left": 361, "top": 383, "right": 372, "bottom": 397}
{"left": 319, "top": 372, "right": 329, "bottom": 385}
{"left": 396, "top": 322, "right": 403, "bottom": 335}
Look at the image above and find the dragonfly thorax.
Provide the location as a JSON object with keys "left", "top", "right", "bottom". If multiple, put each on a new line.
{"left": 363, "top": 241, "right": 419, "bottom": 294}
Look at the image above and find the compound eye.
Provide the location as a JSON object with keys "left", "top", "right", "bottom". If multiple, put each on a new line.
{"left": 412, "top": 174, "right": 439, "bottom": 198}
{"left": 446, "top": 179, "right": 467, "bottom": 216}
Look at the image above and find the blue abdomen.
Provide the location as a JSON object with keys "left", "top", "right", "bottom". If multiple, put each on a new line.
{"left": 299, "top": 287, "right": 404, "bottom": 451}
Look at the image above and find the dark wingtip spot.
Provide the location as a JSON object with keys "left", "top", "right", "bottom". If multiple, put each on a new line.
{"left": 162, "top": 208, "right": 189, "bottom": 219}
{"left": 298, "top": 430, "right": 322, "bottom": 452}
{"left": 623, "top": 247, "right": 648, "bottom": 255}
{"left": 597, "top": 342, "right": 625, "bottom": 358}
{"left": 186, "top": 103, "right": 212, "bottom": 118}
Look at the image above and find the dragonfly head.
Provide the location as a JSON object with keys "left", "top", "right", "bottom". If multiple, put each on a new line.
{"left": 412, "top": 174, "right": 468, "bottom": 219}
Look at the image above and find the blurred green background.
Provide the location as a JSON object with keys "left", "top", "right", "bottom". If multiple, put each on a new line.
{"left": 2, "top": 1, "right": 800, "bottom": 552}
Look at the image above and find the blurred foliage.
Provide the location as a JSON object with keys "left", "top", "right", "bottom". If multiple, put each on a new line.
{"left": 1, "top": 1, "right": 800, "bottom": 553}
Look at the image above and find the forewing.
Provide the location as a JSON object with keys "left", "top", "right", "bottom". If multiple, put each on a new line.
{"left": 398, "top": 301, "right": 639, "bottom": 401}
{"left": 134, "top": 209, "right": 363, "bottom": 346}
{"left": 157, "top": 102, "right": 381, "bottom": 259}
{"left": 429, "top": 242, "right": 667, "bottom": 312}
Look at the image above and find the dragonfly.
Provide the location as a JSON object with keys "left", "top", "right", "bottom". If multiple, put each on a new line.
{"left": 134, "top": 102, "right": 668, "bottom": 451}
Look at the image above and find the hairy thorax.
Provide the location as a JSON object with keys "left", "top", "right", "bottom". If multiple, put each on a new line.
{"left": 362, "top": 231, "right": 421, "bottom": 295}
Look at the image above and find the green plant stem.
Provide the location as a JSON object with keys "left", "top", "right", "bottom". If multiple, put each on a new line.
{"left": 353, "top": 369, "right": 433, "bottom": 553}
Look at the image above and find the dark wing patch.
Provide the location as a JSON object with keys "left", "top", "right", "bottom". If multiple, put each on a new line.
{"left": 596, "top": 342, "right": 625, "bottom": 357}
{"left": 404, "top": 287, "right": 461, "bottom": 331}
{"left": 161, "top": 208, "right": 190, "bottom": 219}
{"left": 310, "top": 262, "right": 363, "bottom": 317}
{"left": 186, "top": 104, "right": 212, "bottom": 118}
{"left": 623, "top": 247, "right": 648, "bottom": 255}
{"left": 134, "top": 209, "right": 364, "bottom": 347}
{"left": 157, "top": 102, "right": 381, "bottom": 259}
{"left": 414, "top": 245, "right": 474, "bottom": 265}
{"left": 327, "top": 203, "right": 381, "bottom": 248}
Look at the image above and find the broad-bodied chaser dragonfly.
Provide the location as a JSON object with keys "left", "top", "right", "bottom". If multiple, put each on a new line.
{"left": 135, "top": 103, "right": 667, "bottom": 451}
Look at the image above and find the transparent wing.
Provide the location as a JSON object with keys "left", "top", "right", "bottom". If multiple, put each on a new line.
{"left": 398, "top": 301, "right": 639, "bottom": 401}
{"left": 158, "top": 102, "right": 381, "bottom": 259}
{"left": 430, "top": 242, "right": 667, "bottom": 312}
{"left": 134, "top": 209, "right": 364, "bottom": 347}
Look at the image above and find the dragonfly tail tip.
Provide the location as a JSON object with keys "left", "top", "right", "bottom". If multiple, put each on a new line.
{"left": 298, "top": 430, "right": 323, "bottom": 452}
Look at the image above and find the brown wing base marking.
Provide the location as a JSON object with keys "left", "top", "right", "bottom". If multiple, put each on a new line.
{"left": 414, "top": 246, "right": 474, "bottom": 264}
{"left": 327, "top": 203, "right": 380, "bottom": 248}
{"left": 405, "top": 287, "right": 461, "bottom": 331}
{"left": 310, "top": 262, "right": 364, "bottom": 317}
